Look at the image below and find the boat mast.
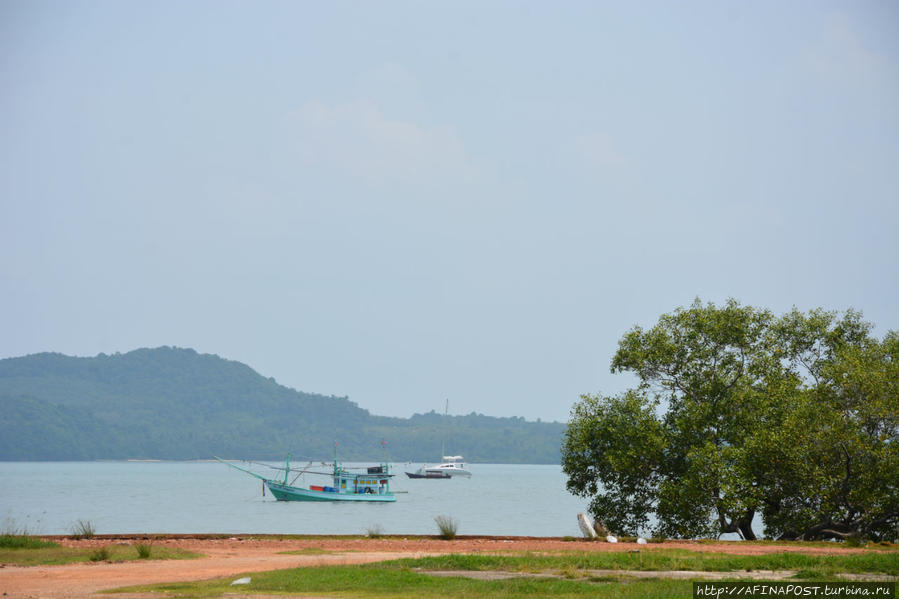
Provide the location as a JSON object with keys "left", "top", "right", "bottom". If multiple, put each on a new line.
{"left": 442, "top": 398, "right": 448, "bottom": 458}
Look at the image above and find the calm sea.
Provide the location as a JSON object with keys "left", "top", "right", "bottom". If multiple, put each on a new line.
{"left": 0, "top": 461, "right": 589, "bottom": 537}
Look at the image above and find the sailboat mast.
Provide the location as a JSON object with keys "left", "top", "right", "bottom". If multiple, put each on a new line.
{"left": 442, "top": 398, "right": 448, "bottom": 458}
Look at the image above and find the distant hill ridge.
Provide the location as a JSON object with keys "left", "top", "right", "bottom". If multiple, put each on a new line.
{"left": 0, "top": 347, "right": 564, "bottom": 463}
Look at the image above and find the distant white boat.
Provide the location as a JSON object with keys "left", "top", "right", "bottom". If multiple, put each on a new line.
{"left": 407, "top": 455, "right": 471, "bottom": 478}
{"left": 406, "top": 400, "right": 472, "bottom": 479}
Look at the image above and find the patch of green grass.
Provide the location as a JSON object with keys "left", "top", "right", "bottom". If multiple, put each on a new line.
{"left": 110, "top": 548, "right": 899, "bottom": 598}
{"left": 390, "top": 549, "right": 899, "bottom": 577}
{"left": 113, "top": 564, "right": 694, "bottom": 598}
{"left": 697, "top": 539, "right": 899, "bottom": 551}
{"left": 0, "top": 543, "right": 201, "bottom": 566}
{"left": 0, "top": 519, "right": 58, "bottom": 550}
{"left": 0, "top": 534, "right": 59, "bottom": 549}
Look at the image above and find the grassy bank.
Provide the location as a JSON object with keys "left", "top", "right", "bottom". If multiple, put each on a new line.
{"left": 0, "top": 537, "right": 200, "bottom": 566}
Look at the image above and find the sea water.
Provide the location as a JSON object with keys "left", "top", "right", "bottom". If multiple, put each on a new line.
{"left": 0, "top": 461, "right": 590, "bottom": 537}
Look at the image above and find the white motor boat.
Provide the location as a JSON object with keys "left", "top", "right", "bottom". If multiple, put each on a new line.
{"left": 406, "top": 456, "right": 472, "bottom": 478}
{"left": 405, "top": 400, "right": 473, "bottom": 479}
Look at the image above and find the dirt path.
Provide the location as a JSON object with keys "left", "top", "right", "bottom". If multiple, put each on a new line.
{"left": 0, "top": 536, "right": 891, "bottom": 599}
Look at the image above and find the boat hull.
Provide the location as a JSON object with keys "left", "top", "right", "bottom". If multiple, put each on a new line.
{"left": 265, "top": 481, "right": 396, "bottom": 502}
{"left": 424, "top": 467, "right": 471, "bottom": 478}
{"left": 405, "top": 471, "right": 450, "bottom": 479}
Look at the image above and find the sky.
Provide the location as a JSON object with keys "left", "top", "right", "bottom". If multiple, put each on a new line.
{"left": 2, "top": 1, "right": 897, "bottom": 423}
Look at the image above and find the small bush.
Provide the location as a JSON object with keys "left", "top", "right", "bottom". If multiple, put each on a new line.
{"left": 135, "top": 542, "right": 153, "bottom": 558}
{"left": 89, "top": 546, "right": 110, "bottom": 562}
{"left": 365, "top": 524, "right": 384, "bottom": 539}
{"left": 71, "top": 520, "right": 96, "bottom": 539}
{"left": 434, "top": 515, "right": 458, "bottom": 540}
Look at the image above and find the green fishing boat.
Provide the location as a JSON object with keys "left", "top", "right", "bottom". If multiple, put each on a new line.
{"left": 215, "top": 448, "right": 396, "bottom": 503}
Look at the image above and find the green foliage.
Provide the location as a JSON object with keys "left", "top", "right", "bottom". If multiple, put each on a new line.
{"left": 135, "top": 542, "right": 153, "bottom": 558}
{"left": 748, "top": 326, "right": 899, "bottom": 541}
{"left": 0, "top": 347, "right": 565, "bottom": 463}
{"left": 0, "top": 519, "right": 58, "bottom": 549}
{"left": 0, "top": 534, "right": 58, "bottom": 549}
{"left": 434, "top": 515, "right": 459, "bottom": 539}
{"left": 88, "top": 546, "right": 110, "bottom": 561}
{"left": 564, "top": 299, "right": 899, "bottom": 541}
{"left": 562, "top": 390, "right": 664, "bottom": 535}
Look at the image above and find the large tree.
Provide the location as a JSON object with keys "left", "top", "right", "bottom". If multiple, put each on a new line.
{"left": 749, "top": 324, "right": 899, "bottom": 540}
{"left": 563, "top": 300, "right": 899, "bottom": 541}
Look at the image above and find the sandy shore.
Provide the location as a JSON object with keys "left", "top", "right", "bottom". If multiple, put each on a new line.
{"left": 0, "top": 535, "right": 890, "bottom": 599}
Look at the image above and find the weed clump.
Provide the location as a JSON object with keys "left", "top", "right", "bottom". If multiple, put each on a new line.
{"left": 135, "top": 542, "right": 153, "bottom": 558}
{"left": 71, "top": 520, "right": 96, "bottom": 540}
{"left": 89, "top": 546, "right": 110, "bottom": 562}
{"left": 434, "top": 515, "right": 458, "bottom": 540}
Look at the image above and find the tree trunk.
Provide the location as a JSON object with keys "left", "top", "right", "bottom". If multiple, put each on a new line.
{"left": 798, "top": 521, "right": 859, "bottom": 541}
{"left": 718, "top": 510, "right": 756, "bottom": 540}
{"left": 738, "top": 512, "right": 757, "bottom": 541}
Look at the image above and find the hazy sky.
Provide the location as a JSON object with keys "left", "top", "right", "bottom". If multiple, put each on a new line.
{"left": 2, "top": 1, "right": 897, "bottom": 423}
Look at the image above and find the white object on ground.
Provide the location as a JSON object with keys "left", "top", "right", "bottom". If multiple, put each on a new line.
{"left": 577, "top": 513, "right": 597, "bottom": 539}
{"left": 231, "top": 577, "right": 252, "bottom": 586}
{"left": 637, "top": 537, "right": 648, "bottom": 544}
{"left": 606, "top": 535, "right": 618, "bottom": 543}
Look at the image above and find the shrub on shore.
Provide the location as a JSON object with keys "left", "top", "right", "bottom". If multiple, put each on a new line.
{"left": 71, "top": 520, "right": 96, "bottom": 540}
{"left": 135, "top": 542, "right": 153, "bottom": 558}
{"left": 88, "top": 546, "right": 110, "bottom": 562}
{"left": 434, "top": 515, "right": 458, "bottom": 540}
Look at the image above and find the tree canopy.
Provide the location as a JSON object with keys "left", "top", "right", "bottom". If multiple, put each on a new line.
{"left": 562, "top": 300, "right": 898, "bottom": 541}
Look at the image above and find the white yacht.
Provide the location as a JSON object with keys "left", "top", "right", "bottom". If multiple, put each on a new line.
{"left": 405, "top": 400, "right": 472, "bottom": 479}
{"left": 407, "top": 456, "right": 471, "bottom": 478}
{"left": 425, "top": 455, "right": 471, "bottom": 477}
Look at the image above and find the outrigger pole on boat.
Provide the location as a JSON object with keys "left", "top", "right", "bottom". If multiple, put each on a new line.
{"left": 214, "top": 444, "right": 397, "bottom": 503}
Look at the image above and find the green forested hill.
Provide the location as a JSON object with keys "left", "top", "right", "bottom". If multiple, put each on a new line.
{"left": 0, "top": 347, "right": 564, "bottom": 463}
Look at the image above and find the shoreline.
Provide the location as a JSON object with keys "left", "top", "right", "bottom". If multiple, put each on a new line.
{"left": 35, "top": 532, "right": 899, "bottom": 549}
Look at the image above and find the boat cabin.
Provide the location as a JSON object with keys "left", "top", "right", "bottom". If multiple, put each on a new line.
{"left": 330, "top": 464, "right": 392, "bottom": 496}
